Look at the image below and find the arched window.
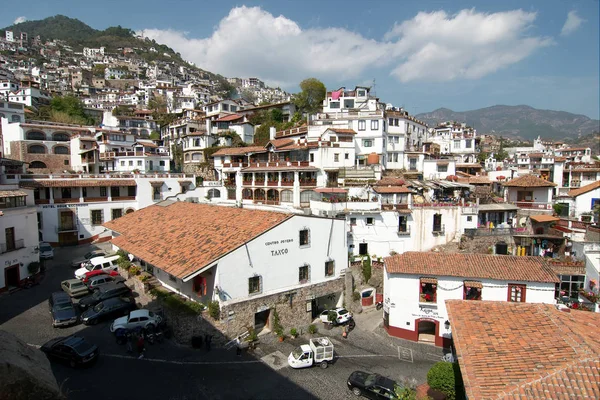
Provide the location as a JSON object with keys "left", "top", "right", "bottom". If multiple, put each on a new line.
{"left": 125, "top": 208, "right": 135, "bottom": 214}
{"left": 300, "top": 190, "right": 315, "bottom": 203}
{"left": 29, "top": 161, "right": 47, "bottom": 169}
{"left": 11, "top": 115, "right": 21, "bottom": 123}
{"left": 267, "top": 189, "right": 279, "bottom": 202}
{"left": 130, "top": 129, "right": 138, "bottom": 135}
{"left": 281, "top": 190, "right": 293, "bottom": 203}
{"left": 207, "top": 189, "right": 221, "bottom": 199}
{"left": 242, "top": 189, "right": 253, "bottom": 200}
{"left": 53, "top": 146, "right": 69, "bottom": 154}
{"left": 140, "top": 129, "right": 148, "bottom": 136}
{"left": 184, "top": 153, "right": 190, "bottom": 161}
{"left": 52, "top": 132, "right": 70, "bottom": 141}
{"left": 28, "top": 145, "right": 47, "bottom": 154}
{"left": 26, "top": 131, "right": 46, "bottom": 141}
{"left": 255, "top": 189, "right": 265, "bottom": 200}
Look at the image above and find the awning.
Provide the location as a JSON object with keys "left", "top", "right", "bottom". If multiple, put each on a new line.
{"left": 397, "top": 209, "right": 412, "bottom": 214}
{"left": 0, "top": 190, "right": 28, "bottom": 198}
{"left": 149, "top": 181, "right": 164, "bottom": 186}
{"left": 420, "top": 277, "right": 438, "bottom": 284}
{"left": 314, "top": 188, "right": 348, "bottom": 194}
{"left": 464, "top": 280, "right": 483, "bottom": 289}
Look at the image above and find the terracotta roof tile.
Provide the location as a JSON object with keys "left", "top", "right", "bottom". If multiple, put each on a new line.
{"left": 503, "top": 174, "right": 557, "bottom": 187}
{"left": 327, "top": 128, "right": 357, "bottom": 135}
{"left": 215, "top": 113, "right": 243, "bottom": 122}
{"left": 530, "top": 215, "right": 560, "bottom": 223}
{"left": 0, "top": 189, "right": 28, "bottom": 198}
{"left": 384, "top": 252, "right": 559, "bottom": 283}
{"left": 373, "top": 186, "right": 413, "bottom": 194}
{"left": 567, "top": 181, "right": 600, "bottom": 197}
{"left": 211, "top": 146, "right": 265, "bottom": 157}
{"left": 266, "top": 138, "right": 295, "bottom": 149}
{"left": 375, "top": 177, "right": 405, "bottom": 186}
{"left": 104, "top": 202, "right": 292, "bottom": 279}
{"left": 20, "top": 179, "right": 136, "bottom": 188}
{"left": 446, "top": 301, "right": 600, "bottom": 400}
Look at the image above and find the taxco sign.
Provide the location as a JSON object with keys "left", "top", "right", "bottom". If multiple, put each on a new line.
{"left": 265, "top": 238, "right": 293, "bottom": 256}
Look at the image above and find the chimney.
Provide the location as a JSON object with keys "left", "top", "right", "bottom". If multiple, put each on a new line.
{"left": 269, "top": 126, "right": 276, "bottom": 141}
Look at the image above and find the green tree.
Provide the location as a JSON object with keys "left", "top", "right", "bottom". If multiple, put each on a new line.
{"left": 477, "top": 151, "right": 489, "bottom": 163}
{"left": 394, "top": 386, "right": 417, "bottom": 400}
{"left": 92, "top": 64, "right": 106, "bottom": 78}
{"left": 427, "top": 362, "right": 465, "bottom": 400}
{"left": 38, "top": 95, "right": 95, "bottom": 125}
{"left": 293, "top": 78, "right": 326, "bottom": 114}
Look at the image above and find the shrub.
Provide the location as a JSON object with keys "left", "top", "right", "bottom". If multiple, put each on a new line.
{"left": 275, "top": 327, "right": 284, "bottom": 337}
{"left": 128, "top": 265, "right": 141, "bottom": 276}
{"left": 118, "top": 258, "right": 132, "bottom": 270}
{"left": 362, "top": 255, "right": 372, "bottom": 283}
{"left": 308, "top": 324, "right": 318, "bottom": 334}
{"left": 246, "top": 327, "right": 258, "bottom": 342}
{"left": 272, "top": 308, "right": 282, "bottom": 333}
{"left": 290, "top": 328, "right": 298, "bottom": 337}
{"left": 207, "top": 300, "right": 220, "bottom": 320}
{"left": 327, "top": 311, "right": 337, "bottom": 323}
{"left": 427, "top": 361, "right": 464, "bottom": 400}
{"left": 27, "top": 261, "right": 41, "bottom": 275}
{"left": 352, "top": 291, "right": 361, "bottom": 302}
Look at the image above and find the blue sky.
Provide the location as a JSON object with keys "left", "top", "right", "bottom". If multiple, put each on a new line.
{"left": 3, "top": 0, "right": 599, "bottom": 119}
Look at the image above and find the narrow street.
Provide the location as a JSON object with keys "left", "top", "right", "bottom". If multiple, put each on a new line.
{"left": 0, "top": 243, "right": 438, "bottom": 400}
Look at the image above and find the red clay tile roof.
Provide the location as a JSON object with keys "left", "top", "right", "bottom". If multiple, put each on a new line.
{"left": 384, "top": 252, "right": 559, "bottom": 283}
{"left": 567, "top": 180, "right": 600, "bottom": 197}
{"left": 211, "top": 146, "right": 266, "bottom": 156}
{"left": 554, "top": 156, "right": 567, "bottom": 162}
{"left": 446, "top": 301, "right": 600, "bottom": 400}
{"left": 327, "top": 128, "right": 357, "bottom": 135}
{"left": 20, "top": 179, "right": 136, "bottom": 188}
{"left": 104, "top": 202, "right": 292, "bottom": 279}
{"left": 375, "top": 177, "right": 405, "bottom": 186}
{"left": 373, "top": 186, "right": 413, "bottom": 194}
{"left": 503, "top": 174, "right": 557, "bottom": 187}
{"left": 530, "top": 214, "right": 560, "bottom": 223}
{"left": 266, "top": 138, "right": 295, "bottom": 149}
{"left": 215, "top": 113, "right": 243, "bottom": 122}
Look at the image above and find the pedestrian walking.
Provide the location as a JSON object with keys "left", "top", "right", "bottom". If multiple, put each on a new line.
{"left": 137, "top": 334, "right": 145, "bottom": 359}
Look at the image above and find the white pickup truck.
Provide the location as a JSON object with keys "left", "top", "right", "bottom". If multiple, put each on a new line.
{"left": 288, "top": 337, "right": 334, "bottom": 369}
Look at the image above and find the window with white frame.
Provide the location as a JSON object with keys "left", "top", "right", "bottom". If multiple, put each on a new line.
{"left": 329, "top": 101, "right": 340, "bottom": 109}
{"left": 334, "top": 153, "right": 339, "bottom": 162}
{"left": 358, "top": 120, "right": 366, "bottom": 131}
{"left": 371, "top": 120, "right": 379, "bottom": 130}
{"left": 362, "top": 139, "right": 373, "bottom": 147}
{"left": 437, "top": 164, "right": 448, "bottom": 172}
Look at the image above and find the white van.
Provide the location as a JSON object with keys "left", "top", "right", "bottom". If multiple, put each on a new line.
{"left": 75, "top": 255, "right": 120, "bottom": 279}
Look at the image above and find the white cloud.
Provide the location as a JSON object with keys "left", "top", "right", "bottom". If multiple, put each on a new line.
{"left": 140, "top": 6, "right": 551, "bottom": 88}
{"left": 13, "top": 16, "right": 27, "bottom": 24}
{"left": 560, "top": 11, "right": 584, "bottom": 36}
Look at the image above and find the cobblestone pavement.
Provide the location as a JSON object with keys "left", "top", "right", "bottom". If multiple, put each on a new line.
{"left": 0, "top": 243, "right": 438, "bottom": 400}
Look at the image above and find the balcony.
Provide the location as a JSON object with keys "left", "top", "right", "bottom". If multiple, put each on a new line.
{"left": 0, "top": 239, "right": 25, "bottom": 253}
{"left": 222, "top": 162, "right": 248, "bottom": 168}
{"left": 54, "top": 198, "right": 80, "bottom": 204}
{"left": 267, "top": 180, "right": 278, "bottom": 186}
{"left": 381, "top": 203, "right": 410, "bottom": 211}
{"left": 281, "top": 180, "right": 294, "bottom": 187}
{"left": 397, "top": 226, "right": 411, "bottom": 235}
{"left": 35, "top": 199, "right": 50, "bottom": 205}
{"left": 224, "top": 180, "right": 236, "bottom": 186}
{"left": 242, "top": 180, "right": 252, "bottom": 186}
{"left": 112, "top": 196, "right": 136, "bottom": 201}
{"left": 83, "top": 197, "right": 108, "bottom": 203}
{"left": 299, "top": 179, "right": 317, "bottom": 187}
{"left": 512, "top": 201, "right": 553, "bottom": 210}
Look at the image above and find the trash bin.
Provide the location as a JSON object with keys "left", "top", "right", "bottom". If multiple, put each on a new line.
{"left": 361, "top": 288, "right": 374, "bottom": 306}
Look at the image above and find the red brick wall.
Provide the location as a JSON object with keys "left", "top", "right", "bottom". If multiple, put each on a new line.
{"left": 10, "top": 141, "right": 72, "bottom": 173}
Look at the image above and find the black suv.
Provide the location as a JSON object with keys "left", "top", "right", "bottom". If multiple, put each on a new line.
{"left": 78, "top": 282, "right": 132, "bottom": 310}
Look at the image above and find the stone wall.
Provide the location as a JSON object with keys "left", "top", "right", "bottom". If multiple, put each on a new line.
{"left": 182, "top": 162, "right": 216, "bottom": 179}
{"left": 10, "top": 141, "right": 71, "bottom": 173}
{"left": 220, "top": 277, "right": 345, "bottom": 337}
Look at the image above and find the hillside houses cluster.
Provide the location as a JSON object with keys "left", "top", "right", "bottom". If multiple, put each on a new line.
{"left": 0, "top": 28, "right": 599, "bottom": 396}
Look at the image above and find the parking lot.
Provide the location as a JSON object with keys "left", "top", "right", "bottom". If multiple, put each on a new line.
{"left": 0, "top": 243, "right": 436, "bottom": 400}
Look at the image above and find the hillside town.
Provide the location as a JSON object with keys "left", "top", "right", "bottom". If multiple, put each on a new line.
{"left": 0, "top": 21, "right": 599, "bottom": 400}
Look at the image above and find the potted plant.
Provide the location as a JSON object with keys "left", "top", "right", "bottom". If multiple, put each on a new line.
{"left": 323, "top": 311, "right": 337, "bottom": 330}
{"left": 308, "top": 324, "right": 318, "bottom": 335}
{"left": 290, "top": 328, "right": 298, "bottom": 339}
{"left": 275, "top": 327, "right": 285, "bottom": 342}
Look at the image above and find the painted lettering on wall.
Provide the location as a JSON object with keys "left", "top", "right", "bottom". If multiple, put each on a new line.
{"left": 265, "top": 238, "right": 293, "bottom": 246}
{"left": 41, "top": 204, "right": 89, "bottom": 209}
{"left": 271, "top": 249, "right": 288, "bottom": 256}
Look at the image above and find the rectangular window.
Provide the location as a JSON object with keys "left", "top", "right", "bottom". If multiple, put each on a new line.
{"left": 362, "top": 139, "right": 373, "bottom": 147}
{"left": 299, "top": 265, "right": 310, "bottom": 283}
{"left": 393, "top": 153, "right": 399, "bottom": 162}
{"left": 299, "top": 229, "right": 310, "bottom": 247}
{"left": 222, "top": 103, "right": 229, "bottom": 111}
{"left": 343, "top": 99, "right": 354, "bottom": 108}
{"left": 309, "top": 154, "right": 314, "bottom": 163}
{"left": 111, "top": 208, "right": 123, "bottom": 220}
{"left": 120, "top": 161, "right": 125, "bottom": 166}
{"left": 371, "top": 120, "right": 379, "bottom": 130}
{"left": 91, "top": 210, "right": 103, "bottom": 225}
{"left": 325, "top": 260, "right": 334, "bottom": 277}
{"left": 153, "top": 186, "right": 161, "bottom": 200}
{"left": 437, "top": 164, "right": 448, "bottom": 172}
{"left": 345, "top": 153, "right": 349, "bottom": 160}
{"left": 366, "top": 217, "right": 374, "bottom": 225}
{"left": 137, "top": 160, "right": 143, "bottom": 166}
{"left": 453, "top": 140, "right": 460, "bottom": 149}
{"left": 128, "top": 186, "right": 136, "bottom": 196}
{"left": 358, "top": 120, "right": 366, "bottom": 131}
{"left": 329, "top": 101, "right": 340, "bottom": 109}
{"left": 111, "top": 187, "right": 120, "bottom": 198}
{"left": 248, "top": 276, "right": 261, "bottom": 294}
{"left": 159, "top": 161, "right": 165, "bottom": 166}
{"left": 433, "top": 214, "right": 442, "bottom": 232}
{"left": 128, "top": 161, "right": 133, "bottom": 166}
{"left": 464, "top": 282, "right": 482, "bottom": 300}
{"left": 350, "top": 218, "right": 357, "bottom": 225}
{"left": 334, "top": 153, "right": 339, "bottom": 162}
{"left": 465, "top": 139, "right": 472, "bottom": 148}
{"left": 508, "top": 284, "right": 526, "bottom": 302}
{"left": 420, "top": 278, "right": 437, "bottom": 303}
{"left": 357, "top": 90, "right": 366, "bottom": 97}
{"left": 100, "top": 187, "right": 107, "bottom": 197}
{"left": 398, "top": 216, "right": 408, "bottom": 233}
{"left": 558, "top": 275, "right": 585, "bottom": 298}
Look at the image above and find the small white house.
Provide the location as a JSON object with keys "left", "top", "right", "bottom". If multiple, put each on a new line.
{"left": 502, "top": 174, "right": 556, "bottom": 212}
{"left": 383, "top": 252, "right": 559, "bottom": 347}
{"left": 105, "top": 202, "right": 348, "bottom": 336}
{"left": 567, "top": 181, "right": 600, "bottom": 222}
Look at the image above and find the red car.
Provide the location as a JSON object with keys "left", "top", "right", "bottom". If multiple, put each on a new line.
{"left": 82, "top": 269, "right": 119, "bottom": 283}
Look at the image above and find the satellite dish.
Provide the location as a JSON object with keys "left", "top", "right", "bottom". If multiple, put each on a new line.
{"left": 519, "top": 217, "right": 527, "bottom": 227}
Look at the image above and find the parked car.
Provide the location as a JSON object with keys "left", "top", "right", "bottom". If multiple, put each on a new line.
{"left": 71, "top": 250, "right": 107, "bottom": 268}
{"left": 75, "top": 255, "right": 120, "bottom": 279}
{"left": 39, "top": 242, "right": 54, "bottom": 260}
{"left": 320, "top": 308, "right": 353, "bottom": 325}
{"left": 78, "top": 283, "right": 132, "bottom": 310}
{"left": 347, "top": 371, "right": 409, "bottom": 399}
{"left": 41, "top": 336, "right": 98, "bottom": 368}
{"left": 48, "top": 292, "right": 78, "bottom": 328}
{"left": 110, "top": 309, "right": 162, "bottom": 333}
{"left": 80, "top": 297, "right": 137, "bottom": 325}
{"left": 61, "top": 279, "right": 90, "bottom": 298}
{"left": 86, "top": 274, "right": 125, "bottom": 291}
{"left": 82, "top": 269, "right": 119, "bottom": 283}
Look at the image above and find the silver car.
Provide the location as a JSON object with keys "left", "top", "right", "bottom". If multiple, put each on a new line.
{"left": 86, "top": 275, "right": 125, "bottom": 291}
{"left": 61, "top": 279, "right": 90, "bottom": 298}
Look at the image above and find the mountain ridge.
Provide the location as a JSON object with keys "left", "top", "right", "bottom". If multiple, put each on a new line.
{"left": 416, "top": 105, "right": 599, "bottom": 140}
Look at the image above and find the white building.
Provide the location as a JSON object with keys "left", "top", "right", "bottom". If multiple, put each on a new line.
{"left": 104, "top": 201, "right": 348, "bottom": 335}
{"left": 564, "top": 181, "right": 600, "bottom": 222}
{"left": 5, "top": 31, "right": 14, "bottom": 42}
{"left": 0, "top": 101, "right": 25, "bottom": 125}
{"left": 0, "top": 158, "right": 39, "bottom": 292}
{"left": 502, "top": 174, "right": 556, "bottom": 213}
{"left": 383, "top": 252, "right": 559, "bottom": 347}
{"left": 8, "top": 86, "right": 51, "bottom": 109}
{"left": 83, "top": 47, "right": 105, "bottom": 59}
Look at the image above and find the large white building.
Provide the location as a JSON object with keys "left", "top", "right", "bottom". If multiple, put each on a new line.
{"left": 383, "top": 252, "right": 559, "bottom": 347}
{"left": 104, "top": 201, "right": 348, "bottom": 335}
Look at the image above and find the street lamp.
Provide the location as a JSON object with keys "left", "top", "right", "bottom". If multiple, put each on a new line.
{"left": 444, "top": 320, "right": 451, "bottom": 330}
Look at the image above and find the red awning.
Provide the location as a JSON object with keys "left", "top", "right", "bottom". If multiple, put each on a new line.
{"left": 314, "top": 188, "right": 348, "bottom": 194}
